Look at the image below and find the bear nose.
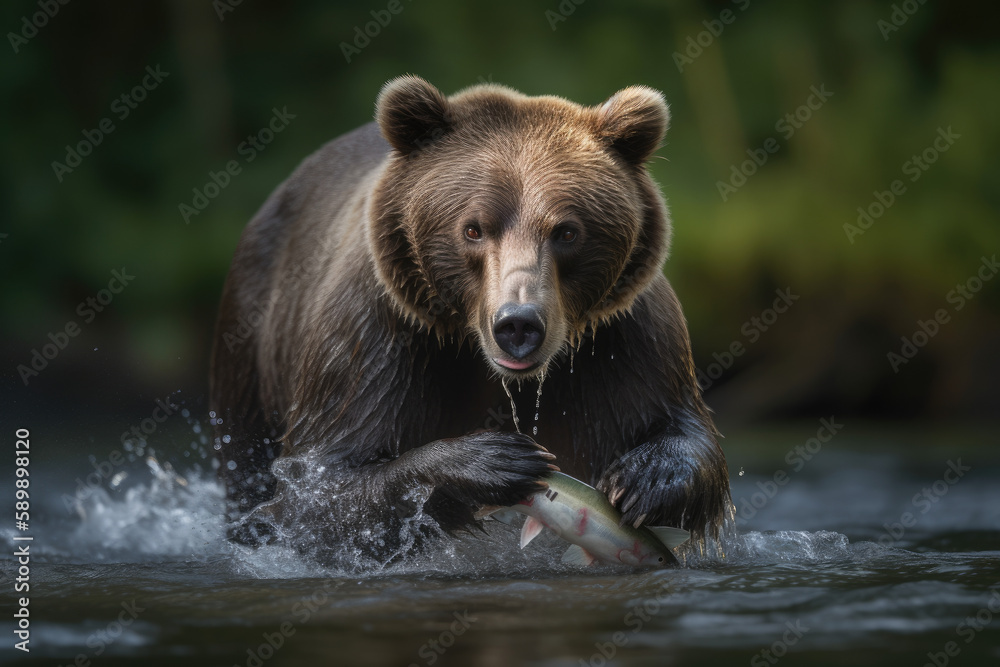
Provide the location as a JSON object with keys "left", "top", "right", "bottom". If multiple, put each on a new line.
{"left": 493, "top": 303, "right": 546, "bottom": 360}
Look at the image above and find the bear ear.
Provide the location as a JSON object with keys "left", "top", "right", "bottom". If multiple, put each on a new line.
{"left": 376, "top": 75, "right": 452, "bottom": 156}
{"left": 595, "top": 86, "right": 669, "bottom": 166}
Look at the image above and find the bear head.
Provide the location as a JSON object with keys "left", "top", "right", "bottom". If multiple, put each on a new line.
{"left": 370, "top": 75, "right": 671, "bottom": 379}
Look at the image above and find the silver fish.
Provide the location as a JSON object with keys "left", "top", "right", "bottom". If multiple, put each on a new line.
{"left": 480, "top": 472, "right": 689, "bottom": 568}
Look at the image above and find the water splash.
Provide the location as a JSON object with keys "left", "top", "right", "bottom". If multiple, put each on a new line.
{"left": 675, "top": 529, "right": 874, "bottom": 568}
{"left": 23, "top": 408, "right": 965, "bottom": 583}
{"left": 60, "top": 454, "right": 227, "bottom": 561}
{"left": 19, "top": 445, "right": 926, "bottom": 581}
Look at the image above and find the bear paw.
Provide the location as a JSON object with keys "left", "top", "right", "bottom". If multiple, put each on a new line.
{"left": 597, "top": 437, "right": 730, "bottom": 538}
{"left": 424, "top": 431, "right": 559, "bottom": 508}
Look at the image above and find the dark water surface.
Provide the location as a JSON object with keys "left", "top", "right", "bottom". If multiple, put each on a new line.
{"left": 2, "top": 423, "right": 999, "bottom": 666}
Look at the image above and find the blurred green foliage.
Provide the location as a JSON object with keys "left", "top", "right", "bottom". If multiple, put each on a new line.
{"left": 1, "top": 0, "right": 997, "bottom": 421}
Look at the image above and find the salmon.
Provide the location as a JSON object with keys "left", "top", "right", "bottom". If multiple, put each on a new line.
{"left": 479, "top": 472, "right": 689, "bottom": 568}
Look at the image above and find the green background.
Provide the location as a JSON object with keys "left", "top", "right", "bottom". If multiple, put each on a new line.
{"left": 1, "top": 0, "right": 997, "bottom": 430}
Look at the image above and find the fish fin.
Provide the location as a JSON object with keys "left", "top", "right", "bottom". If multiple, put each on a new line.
{"left": 479, "top": 508, "right": 519, "bottom": 525}
{"left": 474, "top": 505, "right": 503, "bottom": 520}
{"left": 520, "top": 516, "right": 545, "bottom": 548}
{"left": 647, "top": 526, "right": 691, "bottom": 550}
{"left": 561, "top": 544, "right": 597, "bottom": 566}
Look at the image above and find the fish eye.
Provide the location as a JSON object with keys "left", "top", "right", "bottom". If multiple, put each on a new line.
{"left": 657, "top": 556, "right": 664, "bottom": 563}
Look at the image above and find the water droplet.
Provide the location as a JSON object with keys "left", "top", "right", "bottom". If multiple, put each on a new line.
{"left": 222, "top": 434, "right": 231, "bottom": 443}
{"left": 502, "top": 378, "right": 520, "bottom": 434}
{"left": 738, "top": 467, "right": 745, "bottom": 477}
{"left": 531, "top": 370, "right": 546, "bottom": 437}
{"left": 181, "top": 408, "right": 190, "bottom": 418}
{"left": 610, "top": 353, "right": 614, "bottom": 360}
{"left": 209, "top": 411, "right": 216, "bottom": 419}
{"left": 226, "top": 460, "right": 237, "bottom": 470}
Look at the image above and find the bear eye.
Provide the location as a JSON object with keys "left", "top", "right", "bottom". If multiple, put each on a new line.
{"left": 464, "top": 223, "right": 483, "bottom": 241}
{"left": 553, "top": 225, "right": 578, "bottom": 244}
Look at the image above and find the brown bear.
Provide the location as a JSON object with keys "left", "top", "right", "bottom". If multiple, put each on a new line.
{"left": 210, "top": 76, "right": 731, "bottom": 566}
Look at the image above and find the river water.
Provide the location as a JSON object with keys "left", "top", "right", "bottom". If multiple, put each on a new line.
{"left": 2, "top": 421, "right": 998, "bottom": 666}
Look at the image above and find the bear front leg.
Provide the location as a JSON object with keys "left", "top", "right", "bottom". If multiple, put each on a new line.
{"left": 367, "top": 431, "right": 559, "bottom": 560}
{"left": 596, "top": 413, "right": 732, "bottom": 539}
{"left": 384, "top": 430, "right": 558, "bottom": 512}
{"left": 242, "top": 431, "right": 558, "bottom": 564}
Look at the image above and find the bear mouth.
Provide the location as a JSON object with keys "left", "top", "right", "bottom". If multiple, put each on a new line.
{"left": 492, "top": 355, "right": 542, "bottom": 374}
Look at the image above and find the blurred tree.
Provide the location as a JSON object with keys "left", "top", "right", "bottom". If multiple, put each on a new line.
{"left": 0, "top": 0, "right": 997, "bottom": 424}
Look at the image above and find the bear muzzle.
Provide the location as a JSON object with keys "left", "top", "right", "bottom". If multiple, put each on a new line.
{"left": 492, "top": 302, "right": 546, "bottom": 370}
